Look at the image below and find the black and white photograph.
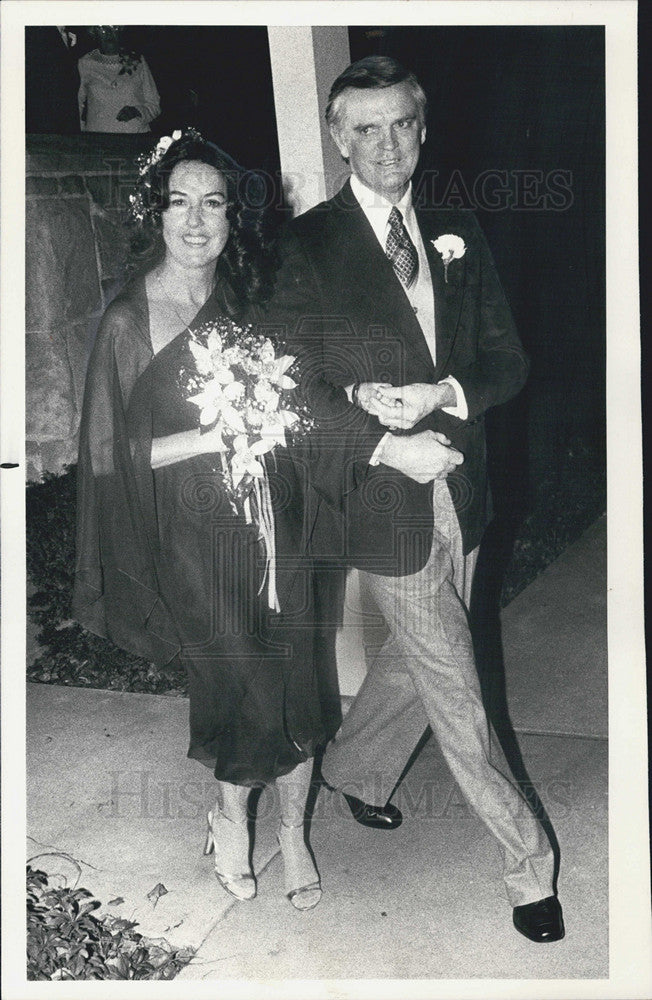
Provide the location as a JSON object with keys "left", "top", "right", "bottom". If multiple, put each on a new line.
{"left": 1, "top": 2, "right": 647, "bottom": 997}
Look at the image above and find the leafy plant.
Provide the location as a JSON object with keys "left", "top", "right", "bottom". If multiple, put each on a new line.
{"left": 26, "top": 866, "right": 193, "bottom": 981}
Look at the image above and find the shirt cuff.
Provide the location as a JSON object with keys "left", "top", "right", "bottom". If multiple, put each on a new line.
{"left": 439, "top": 375, "right": 468, "bottom": 420}
{"left": 369, "top": 432, "right": 391, "bottom": 466}
{"left": 344, "top": 384, "right": 355, "bottom": 403}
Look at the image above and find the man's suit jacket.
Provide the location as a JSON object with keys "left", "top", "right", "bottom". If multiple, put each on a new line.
{"left": 268, "top": 180, "right": 529, "bottom": 576}
{"left": 25, "top": 27, "right": 82, "bottom": 134}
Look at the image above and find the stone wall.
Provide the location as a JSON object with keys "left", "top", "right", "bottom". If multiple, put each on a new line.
{"left": 25, "top": 134, "right": 153, "bottom": 481}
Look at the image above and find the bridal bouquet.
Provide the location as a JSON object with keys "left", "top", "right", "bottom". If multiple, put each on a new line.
{"left": 178, "top": 317, "right": 312, "bottom": 612}
{"left": 179, "top": 317, "right": 312, "bottom": 501}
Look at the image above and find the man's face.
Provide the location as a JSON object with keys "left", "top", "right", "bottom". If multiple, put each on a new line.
{"left": 331, "top": 81, "right": 426, "bottom": 203}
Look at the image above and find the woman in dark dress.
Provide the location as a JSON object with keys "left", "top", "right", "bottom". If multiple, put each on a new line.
{"left": 73, "top": 129, "right": 335, "bottom": 910}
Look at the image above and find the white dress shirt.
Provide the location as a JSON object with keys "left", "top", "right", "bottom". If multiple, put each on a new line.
{"left": 56, "top": 27, "right": 76, "bottom": 48}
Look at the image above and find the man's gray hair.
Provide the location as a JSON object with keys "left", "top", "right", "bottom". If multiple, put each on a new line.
{"left": 325, "top": 55, "right": 428, "bottom": 133}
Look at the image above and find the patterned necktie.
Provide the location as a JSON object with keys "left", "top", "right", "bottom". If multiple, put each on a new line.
{"left": 385, "top": 206, "right": 419, "bottom": 289}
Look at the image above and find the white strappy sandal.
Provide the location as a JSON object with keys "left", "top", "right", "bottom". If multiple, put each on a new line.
{"left": 277, "top": 821, "right": 322, "bottom": 911}
{"left": 204, "top": 809, "right": 257, "bottom": 901}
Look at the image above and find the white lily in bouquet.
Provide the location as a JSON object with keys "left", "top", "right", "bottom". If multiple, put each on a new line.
{"left": 182, "top": 321, "right": 306, "bottom": 488}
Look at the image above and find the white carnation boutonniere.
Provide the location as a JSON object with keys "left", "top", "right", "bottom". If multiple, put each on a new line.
{"left": 432, "top": 234, "right": 466, "bottom": 284}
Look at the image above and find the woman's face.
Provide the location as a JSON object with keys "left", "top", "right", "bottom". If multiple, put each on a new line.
{"left": 161, "top": 161, "right": 230, "bottom": 272}
{"left": 92, "top": 26, "right": 121, "bottom": 54}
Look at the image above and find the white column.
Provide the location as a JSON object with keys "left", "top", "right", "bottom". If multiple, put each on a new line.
{"left": 267, "top": 25, "right": 350, "bottom": 214}
{"left": 268, "top": 26, "right": 367, "bottom": 696}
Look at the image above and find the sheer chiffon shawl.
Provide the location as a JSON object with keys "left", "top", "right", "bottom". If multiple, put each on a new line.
{"left": 72, "top": 278, "right": 209, "bottom": 664}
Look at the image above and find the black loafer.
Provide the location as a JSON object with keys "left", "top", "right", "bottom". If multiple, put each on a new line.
{"left": 343, "top": 793, "right": 403, "bottom": 830}
{"left": 513, "top": 895, "right": 565, "bottom": 942}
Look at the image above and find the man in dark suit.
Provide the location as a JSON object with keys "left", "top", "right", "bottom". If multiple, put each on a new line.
{"left": 270, "top": 56, "right": 564, "bottom": 942}
{"left": 25, "top": 26, "right": 83, "bottom": 134}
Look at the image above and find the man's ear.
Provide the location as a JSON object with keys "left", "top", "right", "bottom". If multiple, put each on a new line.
{"left": 420, "top": 125, "right": 427, "bottom": 146}
{"left": 330, "top": 125, "right": 349, "bottom": 161}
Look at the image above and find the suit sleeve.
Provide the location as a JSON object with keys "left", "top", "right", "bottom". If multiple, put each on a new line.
{"left": 261, "top": 229, "right": 387, "bottom": 509}
{"left": 447, "top": 215, "right": 530, "bottom": 421}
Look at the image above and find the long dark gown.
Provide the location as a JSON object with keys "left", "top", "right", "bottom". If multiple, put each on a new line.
{"left": 73, "top": 276, "right": 336, "bottom": 785}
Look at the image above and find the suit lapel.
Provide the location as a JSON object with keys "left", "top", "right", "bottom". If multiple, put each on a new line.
{"left": 329, "top": 185, "right": 437, "bottom": 375}
{"left": 416, "top": 208, "right": 467, "bottom": 379}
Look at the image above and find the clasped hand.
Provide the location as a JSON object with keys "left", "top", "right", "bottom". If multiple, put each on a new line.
{"left": 354, "top": 383, "right": 462, "bottom": 483}
{"left": 117, "top": 105, "right": 143, "bottom": 122}
{"left": 382, "top": 430, "right": 463, "bottom": 483}
{"left": 357, "top": 381, "right": 456, "bottom": 430}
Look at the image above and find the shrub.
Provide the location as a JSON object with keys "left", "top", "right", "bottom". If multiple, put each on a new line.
{"left": 26, "top": 865, "right": 193, "bottom": 981}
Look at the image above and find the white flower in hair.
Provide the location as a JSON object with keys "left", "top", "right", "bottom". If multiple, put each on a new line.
{"left": 432, "top": 234, "right": 466, "bottom": 283}
{"left": 137, "top": 128, "right": 194, "bottom": 178}
{"left": 154, "top": 130, "right": 182, "bottom": 160}
{"left": 155, "top": 136, "right": 173, "bottom": 157}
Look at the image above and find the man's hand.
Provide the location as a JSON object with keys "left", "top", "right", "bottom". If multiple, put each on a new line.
{"left": 116, "top": 105, "right": 142, "bottom": 122}
{"left": 373, "top": 382, "right": 457, "bottom": 430}
{"left": 352, "top": 382, "right": 393, "bottom": 413}
{"left": 379, "top": 430, "right": 463, "bottom": 483}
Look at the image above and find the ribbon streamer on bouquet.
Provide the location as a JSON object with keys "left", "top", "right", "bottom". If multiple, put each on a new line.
{"left": 242, "top": 469, "right": 280, "bottom": 613}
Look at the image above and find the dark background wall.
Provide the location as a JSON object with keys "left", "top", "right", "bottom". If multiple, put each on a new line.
{"left": 126, "top": 26, "right": 280, "bottom": 177}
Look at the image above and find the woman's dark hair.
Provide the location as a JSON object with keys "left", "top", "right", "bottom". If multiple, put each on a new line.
{"left": 127, "top": 129, "right": 274, "bottom": 309}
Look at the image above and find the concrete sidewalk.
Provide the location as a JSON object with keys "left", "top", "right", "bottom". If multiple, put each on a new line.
{"left": 26, "top": 516, "right": 607, "bottom": 980}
